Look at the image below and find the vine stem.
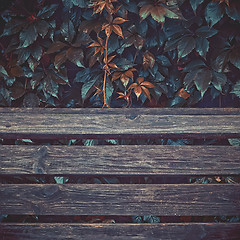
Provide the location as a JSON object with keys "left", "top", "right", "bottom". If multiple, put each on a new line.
{"left": 102, "top": 35, "right": 110, "bottom": 108}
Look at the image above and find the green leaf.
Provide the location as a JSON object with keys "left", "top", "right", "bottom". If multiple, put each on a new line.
{"left": 0, "top": 66, "right": 9, "bottom": 77}
{"left": 184, "top": 69, "right": 200, "bottom": 90}
{"left": 81, "top": 78, "right": 98, "bottom": 102}
{"left": 61, "top": 19, "right": 75, "bottom": 42}
{"left": 1, "top": 19, "right": 25, "bottom": 37}
{"left": 195, "top": 26, "right": 218, "bottom": 38}
{"left": 37, "top": 4, "right": 58, "bottom": 19}
{"left": 43, "top": 75, "right": 59, "bottom": 98}
{"left": 105, "top": 78, "right": 114, "bottom": 105}
{"left": 231, "top": 81, "right": 240, "bottom": 98}
{"left": 11, "top": 82, "right": 25, "bottom": 99}
{"left": 31, "top": 45, "right": 43, "bottom": 61}
{"left": 156, "top": 55, "right": 171, "bottom": 67}
{"left": 194, "top": 69, "right": 212, "bottom": 97}
{"left": 177, "top": 36, "right": 195, "bottom": 59}
{"left": 195, "top": 37, "right": 209, "bottom": 59}
{"left": 35, "top": 20, "right": 50, "bottom": 38}
{"left": 47, "top": 41, "right": 68, "bottom": 54}
{"left": 212, "top": 71, "right": 227, "bottom": 92}
{"left": 66, "top": 48, "right": 84, "bottom": 68}
{"left": 228, "top": 138, "right": 240, "bottom": 146}
{"left": 54, "top": 51, "right": 67, "bottom": 70}
{"left": 72, "top": 0, "right": 87, "bottom": 8}
{"left": 18, "top": 48, "right": 31, "bottom": 65}
{"left": 190, "top": 0, "right": 204, "bottom": 13}
{"left": 229, "top": 49, "right": 240, "bottom": 70}
{"left": 19, "top": 24, "right": 38, "bottom": 47}
{"left": 205, "top": 2, "right": 223, "bottom": 27}
{"left": 225, "top": 3, "right": 240, "bottom": 22}
{"left": 0, "top": 88, "right": 11, "bottom": 106}
{"left": 23, "top": 93, "right": 40, "bottom": 107}
{"left": 183, "top": 59, "right": 206, "bottom": 72}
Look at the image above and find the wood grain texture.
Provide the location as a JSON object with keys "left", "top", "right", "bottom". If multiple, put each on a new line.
{"left": 0, "top": 109, "right": 240, "bottom": 139}
{"left": 1, "top": 184, "right": 239, "bottom": 216}
{"left": 0, "top": 145, "right": 240, "bottom": 175}
{"left": 1, "top": 108, "right": 240, "bottom": 115}
{"left": 1, "top": 223, "right": 240, "bottom": 240}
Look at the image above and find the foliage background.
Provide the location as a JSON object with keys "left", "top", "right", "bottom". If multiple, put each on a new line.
{"left": 0, "top": 0, "right": 240, "bottom": 108}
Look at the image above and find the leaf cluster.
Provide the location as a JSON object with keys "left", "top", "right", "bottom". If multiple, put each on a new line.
{"left": 0, "top": 0, "right": 239, "bottom": 107}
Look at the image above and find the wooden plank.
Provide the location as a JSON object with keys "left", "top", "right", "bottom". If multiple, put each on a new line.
{"left": 1, "top": 184, "right": 239, "bottom": 216}
{"left": 1, "top": 108, "right": 240, "bottom": 115}
{"left": 0, "top": 111, "right": 240, "bottom": 139}
{"left": 0, "top": 223, "right": 240, "bottom": 240}
{"left": 0, "top": 145, "right": 239, "bottom": 175}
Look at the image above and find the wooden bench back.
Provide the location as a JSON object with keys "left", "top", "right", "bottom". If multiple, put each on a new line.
{"left": 0, "top": 108, "right": 240, "bottom": 239}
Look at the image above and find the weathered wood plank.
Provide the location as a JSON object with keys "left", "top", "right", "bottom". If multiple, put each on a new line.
{"left": 1, "top": 184, "right": 239, "bottom": 216}
{"left": 0, "top": 223, "right": 240, "bottom": 240}
{"left": 1, "top": 108, "right": 240, "bottom": 115}
{"left": 0, "top": 112, "right": 240, "bottom": 139}
{"left": 0, "top": 145, "right": 239, "bottom": 175}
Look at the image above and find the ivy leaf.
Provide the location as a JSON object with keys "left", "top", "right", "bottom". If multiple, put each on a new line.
{"left": 195, "top": 37, "right": 209, "bottom": 59}
{"left": 212, "top": 71, "right": 227, "bottom": 91}
{"left": 18, "top": 48, "right": 31, "bottom": 65}
{"left": 31, "top": 45, "right": 43, "bottom": 61}
{"left": 61, "top": 19, "right": 75, "bottom": 42}
{"left": 177, "top": 36, "right": 195, "bottom": 59}
{"left": 47, "top": 41, "right": 68, "bottom": 54}
{"left": 35, "top": 20, "right": 50, "bottom": 38}
{"left": 43, "top": 74, "right": 59, "bottom": 98}
{"left": 37, "top": 4, "right": 58, "bottom": 19}
{"left": 194, "top": 69, "right": 212, "bottom": 97}
{"left": 0, "top": 66, "right": 9, "bottom": 77}
{"left": 19, "top": 24, "right": 38, "bottom": 48}
{"left": 11, "top": 82, "right": 25, "bottom": 100}
{"left": 205, "top": 2, "right": 224, "bottom": 27}
{"left": 82, "top": 77, "right": 99, "bottom": 102}
{"left": 231, "top": 81, "right": 240, "bottom": 98}
{"left": 195, "top": 26, "right": 218, "bottom": 38}
{"left": 105, "top": 78, "right": 114, "bottom": 105}
{"left": 225, "top": 2, "right": 240, "bottom": 22}
{"left": 143, "top": 51, "right": 155, "bottom": 70}
{"left": 54, "top": 51, "right": 67, "bottom": 70}
{"left": 190, "top": 0, "right": 204, "bottom": 13}
{"left": 229, "top": 47, "right": 240, "bottom": 70}
{"left": 66, "top": 48, "right": 85, "bottom": 68}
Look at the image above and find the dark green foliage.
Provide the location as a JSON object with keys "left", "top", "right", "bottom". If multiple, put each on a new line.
{"left": 0, "top": 0, "right": 239, "bottom": 107}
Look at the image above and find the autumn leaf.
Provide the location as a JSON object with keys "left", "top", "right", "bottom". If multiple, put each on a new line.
{"left": 143, "top": 51, "right": 155, "bottom": 70}
{"left": 88, "top": 36, "right": 105, "bottom": 55}
{"left": 90, "top": 0, "right": 117, "bottom": 15}
{"left": 129, "top": 77, "right": 155, "bottom": 100}
{"left": 102, "top": 15, "right": 127, "bottom": 38}
{"left": 138, "top": 0, "right": 184, "bottom": 26}
{"left": 112, "top": 68, "right": 137, "bottom": 87}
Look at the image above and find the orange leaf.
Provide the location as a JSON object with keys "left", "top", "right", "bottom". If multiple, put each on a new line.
{"left": 143, "top": 51, "right": 155, "bottom": 70}
{"left": 141, "top": 86, "right": 151, "bottom": 100}
{"left": 111, "top": 72, "right": 122, "bottom": 81}
{"left": 134, "top": 86, "right": 142, "bottom": 100}
{"left": 141, "top": 81, "right": 155, "bottom": 88}
{"left": 108, "top": 62, "right": 118, "bottom": 69}
{"left": 120, "top": 75, "right": 129, "bottom": 87}
{"left": 177, "top": 88, "right": 190, "bottom": 99}
{"left": 112, "top": 25, "right": 124, "bottom": 38}
{"left": 137, "top": 77, "right": 144, "bottom": 84}
{"left": 113, "top": 17, "right": 128, "bottom": 24}
{"left": 88, "top": 42, "right": 101, "bottom": 48}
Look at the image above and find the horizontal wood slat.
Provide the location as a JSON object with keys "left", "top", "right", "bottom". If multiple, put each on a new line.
{"left": 1, "top": 184, "right": 239, "bottom": 216}
{"left": 1, "top": 108, "right": 240, "bottom": 115}
{"left": 0, "top": 109, "right": 240, "bottom": 139}
{"left": 1, "top": 223, "right": 240, "bottom": 240}
{"left": 0, "top": 145, "right": 239, "bottom": 175}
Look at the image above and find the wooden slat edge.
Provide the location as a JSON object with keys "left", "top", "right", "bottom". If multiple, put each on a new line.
{"left": 1, "top": 184, "right": 239, "bottom": 216}
{"left": 1, "top": 145, "right": 240, "bottom": 175}
{"left": 0, "top": 223, "right": 239, "bottom": 240}
{"left": 1, "top": 108, "right": 240, "bottom": 115}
